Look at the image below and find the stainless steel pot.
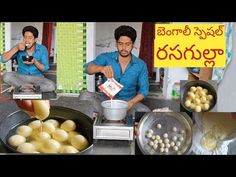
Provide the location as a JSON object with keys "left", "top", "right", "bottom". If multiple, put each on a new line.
{"left": 101, "top": 100, "right": 128, "bottom": 121}
{"left": 0, "top": 106, "right": 93, "bottom": 154}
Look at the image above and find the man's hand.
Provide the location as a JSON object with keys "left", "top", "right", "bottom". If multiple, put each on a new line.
{"left": 23, "top": 58, "right": 35, "bottom": 65}
{"left": 127, "top": 100, "right": 134, "bottom": 110}
{"left": 15, "top": 100, "right": 50, "bottom": 118}
{"left": 100, "top": 66, "right": 114, "bottom": 78}
{"left": 17, "top": 42, "right": 26, "bottom": 51}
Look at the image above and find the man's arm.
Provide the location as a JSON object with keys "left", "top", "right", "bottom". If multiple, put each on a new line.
{"left": 87, "top": 63, "right": 114, "bottom": 78}
{"left": 25, "top": 59, "right": 45, "bottom": 71}
{"left": 127, "top": 94, "right": 144, "bottom": 110}
{"left": 1, "top": 43, "right": 25, "bottom": 62}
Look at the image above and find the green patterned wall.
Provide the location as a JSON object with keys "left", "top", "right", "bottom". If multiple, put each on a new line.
{"left": 0, "top": 23, "right": 6, "bottom": 72}
{"left": 56, "top": 23, "right": 87, "bottom": 93}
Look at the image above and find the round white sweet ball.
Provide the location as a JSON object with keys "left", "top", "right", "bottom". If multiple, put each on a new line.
{"left": 52, "top": 129, "right": 68, "bottom": 142}
{"left": 157, "top": 124, "right": 162, "bottom": 129}
{"left": 60, "top": 120, "right": 76, "bottom": 132}
{"left": 195, "top": 105, "right": 202, "bottom": 112}
{"left": 44, "top": 119, "right": 59, "bottom": 128}
{"left": 185, "top": 100, "right": 191, "bottom": 107}
{"left": 68, "top": 131, "right": 79, "bottom": 142}
{"left": 163, "top": 133, "right": 168, "bottom": 138}
{"left": 41, "top": 139, "right": 61, "bottom": 153}
{"left": 172, "top": 127, "right": 177, "bottom": 132}
{"left": 30, "top": 141, "right": 42, "bottom": 151}
{"left": 28, "top": 120, "right": 42, "bottom": 130}
{"left": 8, "top": 134, "right": 26, "bottom": 147}
{"left": 207, "top": 95, "right": 213, "bottom": 101}
{"left": 71, "top": 135, "right": 89, "bottom": 151}
{"left": 190, "top": 86, "right": 197, "bottom": 92}
{"left": 16, "top": 125, "right": 33, "bottom": 137}
{"left": 17, "top": 143, "right": 35, "bottom": 153}
{"left": 42, "top": 122, "right": 56, "bottom": 134}
{"left": 35, "top": 131, "right": 51, "bottom": 142}
{"left": 203, "top": 103, "right": 210, "bottom": 111}
{"left": 61, "top": 145, "right": 79, "bottom": 153}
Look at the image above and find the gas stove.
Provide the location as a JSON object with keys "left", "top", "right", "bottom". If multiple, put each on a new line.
{"left": 13, "top": 85, "right": 42, "bottom": 99}
{"left": 93, "top": 114, "right": 135, "bottom": 141}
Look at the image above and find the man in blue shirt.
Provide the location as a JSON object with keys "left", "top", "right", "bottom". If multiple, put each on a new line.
{"left": 81, "top": 25, "right": 150, "bottom": 116}
{"left": 0, "top": 26, "right": 55, "bottom": 92}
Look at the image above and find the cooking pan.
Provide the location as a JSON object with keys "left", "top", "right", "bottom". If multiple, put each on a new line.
{"left": 180, "top": 80, "right": 217, "bottom": 112}
{"left": 0, "top": 106, "right": 93, "bottom": 154}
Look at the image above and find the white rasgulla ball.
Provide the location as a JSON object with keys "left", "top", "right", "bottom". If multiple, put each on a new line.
{"left": 164, "top": 148, "right": 169, "bottom": 153}
{"left": 41, "top": 139, "right": 61, "bottom": 153}
{"left": 194, "top": 98, "right": 201, "bottom": 105}
{"left": 44, "top": 119, "right": 59, "bottom": 128}
{"left": 149, "top": 141, "right": 154, "bottom": 147}
{"left": 42, "top": 122, "right": 56, "bottom": 134}
{"left": 190, "top": 103, "right": 196, "bottom": 110}
{"left": 35, "top": 131, "right": 51, "bottom": 142}
{"left": 165, "top": 143, "right": 171, "bottom": 148}
{"left": 71, "top": 135, "right": 89, "bottom": 151}
{"left": 185, "top": 100, "right": 191, "bottom": 107}
{"left": 151, "top": 135, "right": 156, "bottom": 140}
{"left": 203, "top": 103, "right": 210, "bottom": 111}
{"left": 172, "top": 136, "right": 177, "bottom": 142}
{"left": 68, "top": 131, "right": 79, "bottom": 142}
{"left": 179, "top": 136, "right": 184, "bottom": 142}
{"left": 187, "top": 92, "right": 195, "bottom": 99}
{"left": 153, "top": 144, "right": 158, "bottom": 150}
{"left": 176, "top": 141, "right": 181, "bottom": 147}
{"left": 17, "top": 143, "right": 36, "bottom": 153}
{"left": 164, "top": 138, "right": 169, "bottom": 144}
{"left": 61, "top": 145, "right": 79, "bottom": 153}
{"left": 195, "top": 105, "right": 202, "bottom": 112}
{"left": 16, "top": 125, "right": 33, "bottom": 137}
{"left": 196, "top": 86, "right": 203, "bottom": 91}
{"left": 60, "top": 120, "right": 76, "bottom": 132}
{"left": 157, "top": 124, "right": 162, "bottom": 129}
{"left": 203, "top": 88, "right": 208, "bottom": 94}
{"left": 173, "top": 146, "right": 179, "bottom": 151}
{"left": 8, "top": 134, "right": 26, "bottom": 147}
{"left": 30, "top": 141, "right": 42, "bottom": 151}
{"left": 146, "top": 133, "right": 152, "bottom": 139}
{"left": 28, "top": 120, "right": 42, "bottom": 130}
{"left": 207, "top": 95, "right": 213, "bottom": 101}
{"left": 155, "top": 135, "right": 160, "bottom": 140}
{"left": 163, "top": 133, "right": 168, "bottom": 138}
{"left": 154, "top": 139, "right": 159, "bottom": 144}
{"left": 190, "top": 86, "right": 197, "bottom": 92}
{"left": 160, "top": 147, "right": 164, "bottom": 153}
{"left": 172, "top": 127, "right": 177, "bottom": 132}
{"left": 52, "top": 129, "right": 68, "bottom": 142}
{"left": 147, "top": 129, "right": 153, "bottom": 134}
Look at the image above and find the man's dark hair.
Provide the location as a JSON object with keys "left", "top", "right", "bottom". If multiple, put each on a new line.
{"left": 114, "top": 25, "right": 137, "bottom": 43}
{"left": 22, "top": 26, "right": 39, "bottom": 38}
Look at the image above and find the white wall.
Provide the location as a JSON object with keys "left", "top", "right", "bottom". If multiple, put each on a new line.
{"left": 95, "top": 22, "right": 142, "bottom": 57}
{"left": 11, "top": 22, "right": 43, "bottom": 47}
{"left": 217, "top": 24, "right": 236, "bottom": 112}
